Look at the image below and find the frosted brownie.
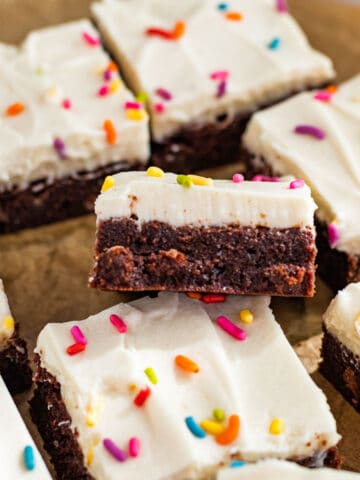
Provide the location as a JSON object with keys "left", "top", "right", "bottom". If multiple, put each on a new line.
{"left": 0, "top": 375, "right": 51, "bottom": 479}
{"left": 31, "top": 293, "right": 340, "bottom": 480}
{"left": 218, "top": 460, "right": 360, "bottom": 479}
{"left": 321, "top": 282, "right": 360, "bottom": 413}
{"left": 0, "top": 279, "right": 31, "bottom": 394}
{"left": 242, "top": 75, "right": 360, "bottom": 291}
{"left": 0, "top": 19, "right": 149, "bottom": 233}
{"left": 89, "top": 170, "right": 317, "bottom": 296}
{"left": 92, "top": 0, "right": 334, "bottom": 173}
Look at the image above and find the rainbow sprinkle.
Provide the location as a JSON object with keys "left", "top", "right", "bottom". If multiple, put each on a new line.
{"left": 125, "top": 101, "right": 142, "bottom": 110}
{"left": 126, "top": 109, "right": 146, "bottom": 121}
{"left": 103, "top": 438, "right": 127, "bottom": 462}
{"left": 5, "top": 102, "right": 25, "bottom": 116}
{"left": 185, "top": 417, "right": 206, "bottom": 438}
{"left": 314, "top": 91, "right": 332, "bottom": 102}
{"left": 252, "top": 175, "right": 280, "bottom": 182}
{"left": 215, "top": 414, "right": 240, "bottom": 445}
{"left": 187, "top": 174, "right": 213, "bottom": 186}
{"left": 82, "top": 31, "right": 100, "bottom": 47}
{"left": 129, "top": 437, "right": 141, "bottom": 457}
{"left": 239, "top": 309, "right": 254, "bottom": 324}
{"left": 231, "top": 461, "right": 246, "bottom": 468}
{"left": 101, "top": 175, "right": 115, "bottom": 193}
{"left": 289, "top": 179, "right": 305, "bottom": 189}
{"left": 144, "top": 367, "right": 158, "bottom": 384}
{"left": 269, "top": 418, "right": 285, "bottom": 435}
{"left": 216, "top": 315, "right": 247, "bottom": 341}
{"left": 328, "top": 222, "right": 340, "bottom": 248}
{"left": 232, "top": 173, "right": 244, "bottom": 183}
{"left": 103, "top": 119, "right": 117, "bottom": 145}
{"left": 109, "top": 313, "right": 127, "bottom": 333}
{"left": 175, "top": 354, "right": 200, "bottom": 373}
{"left": 23, "top": 446, "right": 35, "bottom": 471}
{"left": 155, "top": 88, "right": 173, "bottom": 101}
{"left": 145, "top": 21, "right": 185, "bottom": 41}
{"left": 268, "top": 37, "right": 281, "bottom": 50}
{"left": 276, "top": 0, "right": 288, "bottom": 12}
{"left": 294, "top": 124, "right": 326, "bottom": 140}
{"left": 134, "top": 386, "right": 151, "bottom": 407}
{"left": 66, "top": 343, "right": 86, "bottom": 356}
{"left": 177, "top": 174, "right": 193, "bottom": 188}
{"left": 200, "top": 420, "right": 225, "bottom": 435}
{"left": 225, "top": 11, "right": 243, "bottom": 21}
{"left": 201, "top": 294, "right": 226, "bottom": 304}
{"left": 213, "top": 408, "right": 225, "bottom": 422}
{"left": 98, "top": 85, "right": 109, "bottom": 97}
{"left": 147, "top": 166, "right": 165, "bottom": 178}
{"left": 62, "top": 98, "right": 72, "bottom": 110}
{"left": 210, "top": 70, "right": 229, "bottom": 81}
{"left": 53, "top": 138, "right": 67, "bottom": 159}
{"left": 70, "top": 325, "right": 87, "bottom": 346}
{"left": 154, "top": 103, "right": 165, "bottom": 114}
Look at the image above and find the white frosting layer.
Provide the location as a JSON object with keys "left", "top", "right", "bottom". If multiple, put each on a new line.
{"left": 0, "top": 279, "right": 15, "bottom": 347}
{"left": 0, "top": 19, "right": 149, "bottom": 189}
{"left": 95, "top": 172, "right": 316, "bottom": 228}
{"left": 323, "top": 282, "right": 360, "bottom": 357}
{"left": 218, "top": 460, "right": 360, "bottom": 479}
{"left": 36, "top": 292, "right": 339, "bottom": 479}
{"left": 92, "top": 0, "right": 334, "bottom": 141}
{"left": 243, "top": 74, "right": 360, "bottom": 255}
{"left": 0, "top": 376, "right": 51, "bottom": 479}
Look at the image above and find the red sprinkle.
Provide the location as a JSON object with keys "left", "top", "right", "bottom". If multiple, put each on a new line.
{"left": 210, "top": 70, "right": 229, "bottom": 81}
{"left": 125, "top": 101, "right": 142, "bottom": 110}
{"left": 66, "top": 343, "right": 86, "bottom": 356}
{"left": 314, "top": 91, "right": 332, "bottom": 102}
{"left": 146, "top": 21, "right": 185, "bottom": 41}
{"left": 201, "top": 294, "right": 226, "bottom": 304}
{"left": 82, "top": 31, "right": 100, "bottom": 47}
{"left": 134, "top": 386, "right": 151, "bottom": 407}
{"left": 154, "top": 103, "right": 165, "bottom": 114}
{"left": 98, "top": 85, "right": 109, "bottom": 97}
{"left": 252, "top": 175, "right": 280, "bottom": 182}
{"left": 110, "top": 314, "right": 127, "bottom": 333}
{"left": 62, "top": 99, "right": 72, "bottom": 110}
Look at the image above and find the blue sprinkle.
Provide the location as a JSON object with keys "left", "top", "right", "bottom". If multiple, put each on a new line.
{"left": 268, "top": 37, "right": 281, "bottom": 50}
{"left": 218, "top": 3, "right": 229, "bottom": 11}
{"left": 231, "top": 460, "right": 246, "bottom": 468}
{"left": 185, "top": 416, "right": 206, "bottom": 438}
{"left": 24, "top": 445, "right": 35, "bottom": 471}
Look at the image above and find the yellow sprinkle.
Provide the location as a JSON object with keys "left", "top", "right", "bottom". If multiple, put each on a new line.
{"left": 101, "top": 175, "right": 115, "bottom": 193}
{"left": 187, "top": 174, "right": 213, "bottom": 187}
{"left": 239, "top": 309, "right": 254, "bottom": 324}
{"left": 200, "top": 420, "right": 225, "bottom": 436}
{"left": 269, "top": 418, "right": 284, "bottom": 435}
{"left": 109, "top": 79, "right": 122, "bottom": 93}
{"left": 126, "top": 109, "right": 146, "bottom": 121}
{"left": 2, "top": 316, "right": 14, "bottom": 332}
{"left": 147, "top": 166, "right": 165, "bottom": 178}
{"left": 86, "top": 448, "right": 95, "bottom": 466}
{"left": 144, "top": 367, "right": 158, "bottom": 385}
{"left": 85, "top": 399, "right": 101, "bottom": 427}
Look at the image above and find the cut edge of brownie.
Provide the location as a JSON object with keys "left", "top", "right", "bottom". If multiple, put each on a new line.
{"left": 89, "top": 218, "right": 317, "bottom": 297}
{"left": 0, "top": 160, "right": 145, "bottom": 234}
{"left": 0, "top": 324, "right": 32, "bottom": 394}
{"left": 320, "top": 326, "right": 360, "bottom": 414}
{"left": 30, "top": 356, "right": 341, "bottom": 480}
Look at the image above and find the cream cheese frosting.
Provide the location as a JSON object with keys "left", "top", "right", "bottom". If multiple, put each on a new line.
{"left": 35, "top": 292, "right": 339, "bottom": 479}
{"left": 92, "top": 0, "right": 334, "bottom": 142}
{"left": 217, "top": 460, "right": 360, "bottom": 479}
{"left": 323, "top": 282, "right": 360, "bottom": 357}
{"left": 0, "top": 375, "right": 51, "bottom": 479}
{"left": 0, "top": 19, "right": 149, "bottom": 190}
{"left": 0, "top": 279, "right": 15, "bottom": 347}
{"left": 243, "top": 74, "right": 360, "bottom": 256}
{"left": 95, "top": 171, "right": 317, "bottom": 228}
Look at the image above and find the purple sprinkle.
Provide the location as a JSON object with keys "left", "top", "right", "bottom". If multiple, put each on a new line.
{"left": 103, "top": 69, "right": 112, "bottom": 82}
{"left": 276, "top": 0, "right": 288, "bottom": 12}
{"left": 216, "top": 80, "right": 227, "bottom": 98}
{"left": 53, "top": 137, "right": 66, "bottom": 159}
{"left": 328, "top": 223, "right": 340, "bottom": 248}
{"left": 155, "top": 88, "right": 172, "bottom": 101}
{"left": 289, "top": 179, "right": 305, "bottom": 189}
{"left": 252, "top": 175, "right": 280, "bottom": 182}
{"left": 294, "top": 125, "right": 326, "bottom": 140}
{"left": 103, "top": 438, "right": 127, "bottom": 462}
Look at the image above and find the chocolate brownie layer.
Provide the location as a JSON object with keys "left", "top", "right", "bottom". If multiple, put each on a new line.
{"left": 0, "top": 326, "right": 32, "bottom": 394}
{"left": 0, "top": 161, "right": 144, "bottom": 234}
{"left": 90, "top": 218, "right": 317, "bottom": 296}
{"left": 320, "top": 327, "right": 360, "bottom": 413}
{"left": 240, "top": 147, "right": 360, "bottom": 292}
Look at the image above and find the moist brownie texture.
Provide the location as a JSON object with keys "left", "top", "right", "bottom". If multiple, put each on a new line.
{"left": 92, "top": 0, "right": 334, "bottom": 172}
{"left": 242, "top": 74, "right": 360, "bottom": 291}
{"left": 0, "top": 279, "right": 31, "bottom": 394}
{"left": 90, "top": 171, "right": 317, "bottom": 296}
{"left": 321, "top": 282, "right": 360, "bottom": 413}
{"left": 31, "top": 293, "right": 340, "bottom": 480}
{"left": 0, "top": 19, "right": 149, "bottom": 232}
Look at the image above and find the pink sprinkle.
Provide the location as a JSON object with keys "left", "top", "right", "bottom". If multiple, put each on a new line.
{"left": 103, "top": 438, "right": 127, "bottom": 462}
{"left": 216, "top": 315, "right": 247, "bottom": 341}
{"left": 276, "top": 0, "right": 288, "bottom": 12}
{"left": 82, "top": 31, "right": 101, "bottom": 47}
{"left": 53, "top": 137, "right": 66, "bottom": 159}
{"left": 70, "top": 325, "right": 87, "bottom": 346}
{"left": 314, "top": 91, "right": 332, "bottom": 102}
{"left": 62, "top": 99, "right": 72, "bottom": 110}
{"left": 155, "top": 88, "right": 173, "bottom": 101}
{"left": 232, "top": 173, "right": 244, "bottom": 183}
{"left": 125, "top": 101, "right": 142, "bottom": 110}
{"left": 289, "top": 179, "right": 305, "bottom": 189}
{"left": 98, "top": 85, "right": 109, "bottom": 97}
{"left": 252, "top": 175, "right": 280, "bottom": 182}
{"left": 104, "top": 69, "right": 113, "bottom": 82}
{"left": 155, "top": 103, "right": 165, "bottom": 114}
{"left": 129, "top": 437, "right": 140, "bottom": 457}
{"left": 110, "top": 314, "right": 127, "bottom": 334}
{"left": 328, "top": 223, "right": 340, "bottom": 248}
{"left": 216, "top": 80, "right": 227, "bottom": 98}
{"left": 294, "top": 125, "right": 326, "bottom": 140}
{"left": 210, "top": 70, "right": 229, "bottom": 81}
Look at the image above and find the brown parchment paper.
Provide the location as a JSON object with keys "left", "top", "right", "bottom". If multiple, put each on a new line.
{"left": 0, "top": 0, "right": 360, "bottom": 476}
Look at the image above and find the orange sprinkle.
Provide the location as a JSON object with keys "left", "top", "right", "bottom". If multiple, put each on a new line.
{"left": 5, "top": 102, "right": 25, "bottom": 116}
{"left": 327, "top": 85, "right": 338, "bottom": 94}
{"left": 225, "top": 11, "right": 243, "bottom": 21}
{"left": 186, "top": 292, "right": 202, "bottom": 300}
{"left": 172, "top": 21, "right": 186, "bottom": 39}
{"left": 103, "top": 119, "right": 117, "bottom": 145}
{"left": 215, "top": 414, "right": 240, "bottom": 445}
{"left": 175, "top": 355, "right": 199, "bottom": 373}
{"left": 107, "top": 61, "right": 118, "bottom": 72}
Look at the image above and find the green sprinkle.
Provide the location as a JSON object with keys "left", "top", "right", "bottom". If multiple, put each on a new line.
{"left": 177, "top": 174, "right": 193, "bottom": 188}
{"left": 144, "top": 367, "right": 158, "bottom": 385}
{"left": 136, "top": 91, "right": 148, "bottom": 103}
{"left": 213, "top": 408, "right": 225, "bottom": 422}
